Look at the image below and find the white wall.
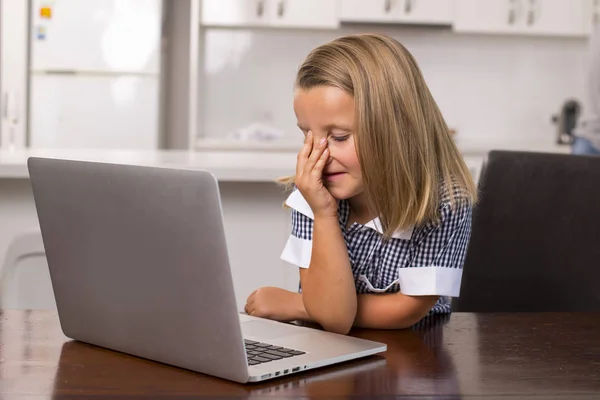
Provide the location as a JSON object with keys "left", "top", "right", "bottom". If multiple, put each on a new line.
{"left": 200, "top": 26, "right": 588, "bottom": 146}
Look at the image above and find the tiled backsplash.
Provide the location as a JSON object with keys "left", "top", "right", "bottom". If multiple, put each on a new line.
{"left": 201, "top": 25, "right": 588, "bottom": 146}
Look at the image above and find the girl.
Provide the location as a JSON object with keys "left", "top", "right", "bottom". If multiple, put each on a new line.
{"left": 244, "top": 33, "right": 477, "bottom": 334}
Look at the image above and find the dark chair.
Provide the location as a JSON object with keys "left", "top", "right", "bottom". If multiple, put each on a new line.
{"left": 453, "top": 150, "right": 600, "bottom": 312}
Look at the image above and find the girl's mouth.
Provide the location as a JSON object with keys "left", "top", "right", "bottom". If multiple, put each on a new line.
{"left": 323, "top": 172, "right": 345, "bottom": 181}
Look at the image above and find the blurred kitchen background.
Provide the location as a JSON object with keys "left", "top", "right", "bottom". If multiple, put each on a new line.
{"left": 2, "top": 0, "right": 592, "bottom": 153}
{"left": 0, "top": 0, "right": 594, "bottom": 312}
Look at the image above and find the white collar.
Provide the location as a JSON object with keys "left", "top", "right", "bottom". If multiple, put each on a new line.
{"left": 285, "top": 190, "right": 414, "bottom": 240}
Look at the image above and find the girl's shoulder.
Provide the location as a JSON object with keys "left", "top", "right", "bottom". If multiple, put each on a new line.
{"left": 419, "top": 179, "right": 474, "bottom": 233}
{"left": 438, "top": 177, "right": 475, "bottom": 209}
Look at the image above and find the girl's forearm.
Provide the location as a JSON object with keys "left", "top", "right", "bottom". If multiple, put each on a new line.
{"left": 300, "top": 216, "right": 357, "bottom": 334}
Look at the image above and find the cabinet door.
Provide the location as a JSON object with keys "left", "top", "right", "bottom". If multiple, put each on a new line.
{"left": 394, "top": 0, "right": 453, "bottom": 25}
{"left": 455, "top": 0, "right": 586, "bottom": 37}
{"left": 339, "top": 0, "right": 397, "bottom": 23}
{"left": 454, "top": 0, "right": 525, "bottom": 34}
{"left": 339, "top": 0, "right": 452, "bottom": 25}
{"left": 202, "top": 0, "right": 270, "bottom": 27}
{"left": 269, "top": 0, "right": 339, "bottom": 29}
{"left": 525, "top": 0, "right": 586, "bottom": 37}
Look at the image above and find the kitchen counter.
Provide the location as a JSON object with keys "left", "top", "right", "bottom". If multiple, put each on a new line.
{"left": 0, "top": 148, "right": 298, "bottom": 181}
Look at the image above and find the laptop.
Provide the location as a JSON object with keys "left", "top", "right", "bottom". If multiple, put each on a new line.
{"left": 27, "top": 157, "right": 387, "bottom": 383}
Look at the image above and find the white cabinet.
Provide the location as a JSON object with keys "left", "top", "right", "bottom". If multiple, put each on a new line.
{"left": 202, "top": 0, "right": 271, "bottom": 27}
{"left": 339, "top": 0, "right": 453, "bottom": 25}
{"left": 525, "top": 0, "right": 587, "bottom": 36}
{"left": 268, "top": 0, "right": 338, "bottom": 28}
{"left": 201, "top": 0, "right": 339, "bottom": 29}
{"left": 454, "top": 0, "right": 520, "bottom": 35}
{"left": 454, "top": 0, "right": 587, "bottom": 38}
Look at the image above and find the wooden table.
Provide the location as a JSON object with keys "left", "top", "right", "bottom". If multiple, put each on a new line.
{"left": 1, "top": 310, "right": 598, "bottom": 398}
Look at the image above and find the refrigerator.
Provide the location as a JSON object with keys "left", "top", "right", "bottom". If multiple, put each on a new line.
{"left": 28, "top": 0, "right": 163, "bottom": 149}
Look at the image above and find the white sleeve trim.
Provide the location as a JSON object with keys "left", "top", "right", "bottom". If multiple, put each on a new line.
{"left": 285, "top": 190, "right": 314, "bottom": 219}
{"left": 397, "top": 266, "right": 463, "bottom": 297}
{"left": 280, "top": 234, "right": 312, "bottom": 269}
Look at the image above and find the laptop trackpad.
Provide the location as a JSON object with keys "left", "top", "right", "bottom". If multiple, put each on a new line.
{"left": 241, "top": 320, "right": 302, "bottom": 340}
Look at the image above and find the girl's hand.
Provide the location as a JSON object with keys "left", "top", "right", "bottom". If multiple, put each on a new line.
{"left": 295, "top": 131, "right": 337, "bottom": 219}
{"left": 244, "top": 287, "right": 308, "bottom": 322}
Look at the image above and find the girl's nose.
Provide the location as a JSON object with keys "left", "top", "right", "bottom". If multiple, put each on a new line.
{"left": 324, "top": 147, "right": 333, "bottom": 165}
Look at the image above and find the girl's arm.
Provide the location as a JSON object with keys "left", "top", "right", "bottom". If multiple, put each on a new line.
{"left": 299, "top": 215, "right": 357, "bottom": 334}
{"left": 353, "top": 293, "right": 439, "bottom": 329}
{"left": 294, "top": 132, "right": 357, "bottom": 334}
{"left": 275, "top": 290, "right": 434, "bottom": 330}
{"left": 303, "top": 200, "right": 471, "bottom": 331}
{"left": 351, "top": 200, "right": 472, "bottom": 329}
{"left": 246, "top": 133, "right": 357, "bottom": 331}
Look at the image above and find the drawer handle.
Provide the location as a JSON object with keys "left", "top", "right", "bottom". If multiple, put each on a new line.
{"left": 256, "top": 0, "right": 265, "bottom": 17}
{"left": 527, "top": 0, "right": 536, "bottom": 26}
{"left": 507, "top": 0, "right": 517, "bottom": 25}
{"left": 508, "top": 9, "right": 515, "bottom": 24}
{"left": 384, "top": 0, "right": 392, "bottom": 13}
{"left": 405, "top": 0, "right": 413, "bottom": 13}
{"left": 277, "top": 0, "right": 285, "bottom": 17}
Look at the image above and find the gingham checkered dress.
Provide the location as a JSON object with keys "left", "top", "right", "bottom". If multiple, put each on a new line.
{"left": 280, "top": 186, "right": 473, "bottom": 316}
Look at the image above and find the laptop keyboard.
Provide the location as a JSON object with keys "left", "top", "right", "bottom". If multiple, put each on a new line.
{"left": 244, "top": 339, "right": 306, "bottom": 365}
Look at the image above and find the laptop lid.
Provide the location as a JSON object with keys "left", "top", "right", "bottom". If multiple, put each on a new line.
{"left": 28, "top": 157, "right": 250, "bottom": 383}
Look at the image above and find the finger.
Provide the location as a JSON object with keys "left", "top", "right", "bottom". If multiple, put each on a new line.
{"left": 245, "top": 298, "right": 255, "bottom": 315}
{"left": 244, "top": 293, "right": 252, "bottom": 311}
{"left": 296, "top": 131, "right": 313, "bottom": 176}
{"left": 305, "top": 136, "right": 327, "bottom": 171}
{"left": 311, "top": 148, "right": 329, "bottom": 176}
{"left": 245, "top": 291, "right": 256, "bottom": 309}
{"left": 247, "top": 290, "right": 256, "bottom": 305}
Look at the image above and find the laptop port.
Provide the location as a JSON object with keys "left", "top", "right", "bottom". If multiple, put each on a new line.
{"left": 283, "top": 369, "right": 289, "bottom": 374}
{"left": 292, "top": 367, "right": 300, "bottom": 372}
{"left": 275, "top": 371, "right": 280, "bottom": 376}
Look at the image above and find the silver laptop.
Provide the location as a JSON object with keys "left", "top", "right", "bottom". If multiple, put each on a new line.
{"left": 27, "top": 157, "right": 386, "bottom": 383}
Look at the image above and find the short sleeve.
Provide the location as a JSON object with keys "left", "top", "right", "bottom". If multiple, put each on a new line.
{"left": 397, "top": 201, "right": 473, "bottom": 297}
{"left": 280, "top": 208, "right": 314, "bottom": 268}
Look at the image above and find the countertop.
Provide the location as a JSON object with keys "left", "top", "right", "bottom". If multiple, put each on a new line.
{"left": 0, "top": 148, "right": 297, "bottom": 182}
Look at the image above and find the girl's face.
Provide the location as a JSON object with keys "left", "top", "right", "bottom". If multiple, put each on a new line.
{"left": 293, "top": 85, "right": 364, "bottom": 200}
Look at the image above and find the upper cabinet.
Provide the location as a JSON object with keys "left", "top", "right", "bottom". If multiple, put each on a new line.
{"left": 201, "top": 0, "right": 592, "bottom": 37}
{"left": 201, "top": 0, "right": 339, "bottom": 29}
{"left": 454, "top": 0, "right": 588, "bottom": 37}
{"left": 339, "top": 0, "right": 453, "bottom": 25}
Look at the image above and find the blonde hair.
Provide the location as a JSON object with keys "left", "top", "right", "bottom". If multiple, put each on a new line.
{"left": 283, "top": 33, "right": 477, "bottom": 238}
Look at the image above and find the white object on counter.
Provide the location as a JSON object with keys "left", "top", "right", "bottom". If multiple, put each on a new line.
{"left": 226, "top": 122, "right": 285, "bottom": 141}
